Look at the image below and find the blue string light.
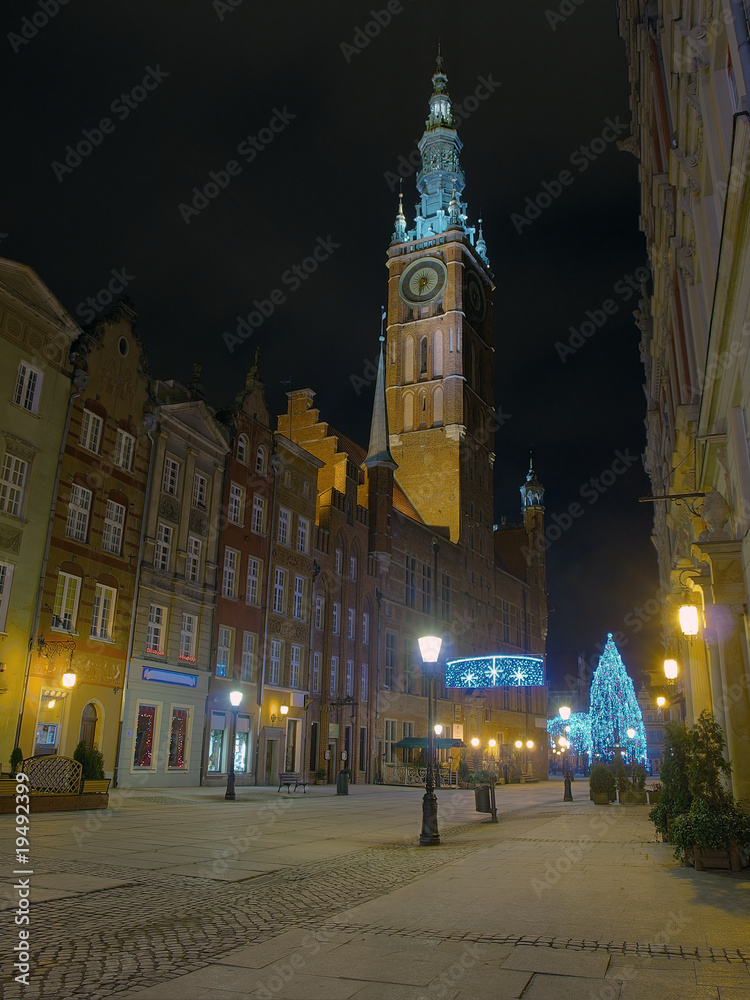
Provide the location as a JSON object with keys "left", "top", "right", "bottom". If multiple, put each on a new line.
{"left": 445, "top": 655, "right": 544, "bottom": 688}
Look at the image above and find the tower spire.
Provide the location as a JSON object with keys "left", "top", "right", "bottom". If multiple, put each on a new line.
{"left": 521, "top": 453, "right": 545, "bottom": 508}
{"left": 365, "top": 311, "right": 397, "bottom": 470}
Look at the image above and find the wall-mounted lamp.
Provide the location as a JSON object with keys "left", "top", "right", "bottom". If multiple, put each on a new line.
{"left": 62, "top": 672, "right": 77, "bottom": 688}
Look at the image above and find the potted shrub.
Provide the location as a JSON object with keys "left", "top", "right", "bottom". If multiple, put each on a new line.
{"left": 589, "top": 764, "right": 615, "bottom": 804}
{"left": 649, "top": 721, "right": 692, "bottom": 842}
{"left": 670, "top": 711, "right": 750, "bottom": 870}
{"left": 647, "top": 782, "right": 662, "bottom": 805}
{"left": 73, "top": 741, "right": 105, "bottom": 781}
{"left": 9, "top": 747, "right": 23, "bottom": 776}
{"left": 619, "top": 763, "right": 648, "bottom": 804}
{"left": 315, "top": 768, "right": 327, "bottom": 785}
{"left": 458, "top": 759, "right": 470, "bottom": 789}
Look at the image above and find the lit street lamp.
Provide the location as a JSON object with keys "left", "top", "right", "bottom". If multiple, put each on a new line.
{"left": 225, "top": 690, "right": 243, "bottom": 801}
{"left": 418, "top": 635, "right": 442, "bottom": 846}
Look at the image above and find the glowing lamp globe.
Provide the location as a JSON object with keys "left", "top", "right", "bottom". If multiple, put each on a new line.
{"left": 526, "top": 740, "right": 534, "bottom": 749}
{"left": 62, "top": 672, "right": 77, "bottom": 688}
{"left": 471, "top": 737, "right": 480, "bottom": 748}
{"left": 514, "top": 740, "right": 523, "bottom": 749}
{"left": 664, "top": 659, "right": 679, "bottom": 680}
{"left": 678, "top": 604, "right": 700, "bottom": 637}
{"left": 656, "top": 696, "right": 666, "bottom": 708}
{"left": 280, "top": 703, "right": 289, "bottom": 716}
{"left": 229, "top": 690, "right": 243, "bottom": 707}
{"left": 558, "top": 706, "right": 571, "bottom": 721}
{"left": 434, "top": 724, "right": 443, "bottom": 736}
{"left": 418, "top": 635, "right": 443, "bottom": 663}
{"left": 488, "top": 739, "right": 496, "bottom": 749}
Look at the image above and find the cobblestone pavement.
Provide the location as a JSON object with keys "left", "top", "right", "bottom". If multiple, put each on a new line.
{"left": 2, "top": 784, "right": 749, "bottom": 1000}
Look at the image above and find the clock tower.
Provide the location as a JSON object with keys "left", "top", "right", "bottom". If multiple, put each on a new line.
{"left": 385, "top": 53, "right": 495, "bottom": 545}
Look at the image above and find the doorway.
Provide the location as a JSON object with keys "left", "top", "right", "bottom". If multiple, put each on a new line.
{"left": 264, "top": 739, "right": 278, "bottom": 785}
{"left": 79, "top": 703, "right": 98, "bottom": 748}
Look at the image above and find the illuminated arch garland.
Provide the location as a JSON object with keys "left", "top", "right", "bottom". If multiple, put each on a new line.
{"left": 445, "top": 655, "right": 544, "bottom": 688}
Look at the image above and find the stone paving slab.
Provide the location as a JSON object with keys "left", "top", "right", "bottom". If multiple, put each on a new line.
{"left": 501, "top": 943, "right": 611, "bottom": 978}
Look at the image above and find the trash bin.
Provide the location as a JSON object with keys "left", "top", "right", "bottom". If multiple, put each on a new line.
{"left": 336, "top": 770, "right": 349, "bottom": 795}
{"left": 474, "top": 784, "right": 490, "bottom": 813}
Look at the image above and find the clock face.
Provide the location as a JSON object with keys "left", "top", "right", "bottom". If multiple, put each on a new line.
{"left": 398, "top": 257, "right": 447, "bottom": 305}
{"left": 466, "top": 271, "right": 486, "bottom": 322}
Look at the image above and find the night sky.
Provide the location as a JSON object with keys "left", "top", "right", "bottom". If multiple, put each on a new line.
{"left": 3, "top": 1, "right": 662, "bottom": 686}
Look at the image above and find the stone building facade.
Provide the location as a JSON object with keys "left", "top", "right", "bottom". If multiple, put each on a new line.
{"left": 618, "top": 0, "right": 750, "bottom": 798}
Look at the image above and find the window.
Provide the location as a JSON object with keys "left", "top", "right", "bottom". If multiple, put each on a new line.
{"left": 251, "top": 495, "right": 266, "bottom": 534}
{"left": 297, "top": 517, "right": 309, "bottom": 553}
{"left": 53, "top": 572, "right": 80, "bottom": 631}
{"left": 515, "top": 606, "right": 522, "bottom": 646}
{"left": 65, "top": 484, "right": 92, "bottom": 542}
{"left": 186, "top": 536, "right": 201, "bottom": 583}
{"left": 155, "top": 523, "right": 172, "bottom": 572}
{"left": 163, "top": 457, "right": 179, "bottom": 495}
{"left": 0, "top": 562, "right": 13, "bottom": 631}
{"left": 237, "top": 434, "right": 249, "bottom": 464}
{"left": 216, "top": 626, "right": 232, "bottom": 676}
{"left": 255, "top": 446, "right": 267, "bottom": 474}
{"left": 345, "top": 659, "right": 353, "bottom": 697}
{"left": 403, "top": 639, "right": 415, "bottom": 694}
{"left": 133, "top": 705, "right": 157, "bottom": 768}
{"left": 273, "top": 568, "right": 287, "bottom": 614}
{"left": 315, "top": 596, "right": 324, "bottom": 630}
{"left": 334, "top": 548, "right": 343, "bottom": 574}
{"left": 192, "top": 472, "right": 207, "bottom": 508}
{"left": 290, "top": 645, "right": 301, "bottom": 688}
{"left": 277, "top": 508, "right": 290, "bottom": 545}
{"left": 441, "top": 573, "right": 451, "bottom": 621}
{"left": 90, "top": 583, "right": 116, "bottom": 640}
{"left": 0, "top": 454, "right": 28, "bottom": 516}
{"left": 179, "top": 613, "right": 196, "bottom": 660}
{"left": 359, "top": 726, "right": 367, "bottom": 772}
{"left": 79, "top": 409, "right": 103, "bottom": 453}
{"left": 332, "top": 602, "right": 340, "bottom": 635}
{"left": 241, "top": 633, "right": 256, "bottom": 682}
{"left": 350, "top": 556, "right": 357, "bottom": 581}
{"left": 362, "top": 612, "right": 369, "bottom": 644}
{"left": 146, "top": 604, "right": 167, "bottom": 653}
{"left": 360, "top": 663, "right": 368, "bottom": 701}
{"left": 207, "top": 712, "right": 226, "bottom": 772}
{"left": 405, "top": 556, "right": 416, "bottom": 607}
{"left": 422, "top": 565, "right": 432, "bottom": 614}
{"left": 269, "top": 639, "right": 282, "bottom": 684}
{"left": 113, "top": 429, "right": 135, "bottom": 470}
{"left": 502, "top": 600, "right": 510, "bottom": 642}
{"left": 385, "top": 633, "right": 396, "bottom": 689}
{"left": 246, "top": 557, "right": 261, "bottom": 605}
{"left": 330, "top": 656, "right": 338, "bottom": 695}
{"left": 347, "top": 608, "right": 355, "bottom": 640}
{"left": 102, "top": 499, "right": 125, "bottom": 555}
{"left": 168, "top": 708, "right": 188, "bottom": 769}
{"left": 222, "top": 547, "right": 239, "bottom": 598}
{"left": 312, "top": 652, "right": 321, "bottom": 693}
{"left": 384, "top": 719, "right": 397, "bottom": 763}
{"left": 14, "top": 362, "right": 42, "bottom": 413}
{"left": 293, "top": 576, "right": 305, "bottom": 620}
{"left": 228, "top": 483, "right": 245, "bottom": 524}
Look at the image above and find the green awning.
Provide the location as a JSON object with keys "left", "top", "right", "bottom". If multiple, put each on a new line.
{"left": 392, "top": 737, "right": 465, "bottom": 749}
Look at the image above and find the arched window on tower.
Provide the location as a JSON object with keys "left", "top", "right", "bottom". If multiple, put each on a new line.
{"left": 403, "top": 393, "right": 414, "bottom": 431}
{"left": 237, "top": 434, "right": 249, "bottom": 464}
{"left": 433, "top": 385, "right": 444, "bottom": 426}
{"left": 404, "top": 336, "right": 414, "bottom": 383}
{"left": 420, "top": 337, "right": 428, "bottom": 376}
{"left": 433, "top": 330, "right": 443, "bottom": 376}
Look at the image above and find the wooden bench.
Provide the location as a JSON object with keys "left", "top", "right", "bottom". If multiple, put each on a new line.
{"left": 278, "top": 771, "right": 307, "bottom": 793}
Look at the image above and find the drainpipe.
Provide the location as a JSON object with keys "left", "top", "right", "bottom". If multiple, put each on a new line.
{"left": 112, "top": 419, "right": 156, "bottom": 788}
{"left": 14, "top": 366, "right": 87, "bottom": 752}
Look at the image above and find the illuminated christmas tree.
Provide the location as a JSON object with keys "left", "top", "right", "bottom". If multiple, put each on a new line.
{"left": 588, "top": 634, "right": 647, "bottom": 764}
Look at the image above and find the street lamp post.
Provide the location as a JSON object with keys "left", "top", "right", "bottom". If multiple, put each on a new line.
{"left": 418, "top": 635, "right": 442, "bottom": 846}
{"left": 225, "top": 690, "right": 243, "bottom": 801}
